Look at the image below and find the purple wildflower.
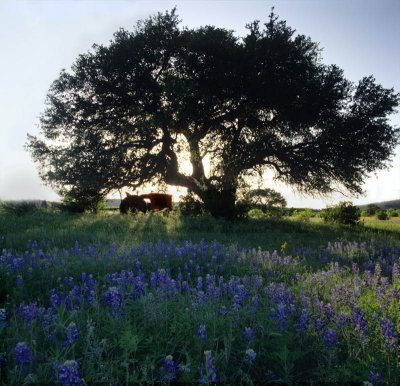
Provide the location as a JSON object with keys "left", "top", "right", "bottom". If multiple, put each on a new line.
{"left": 270, "top": 303, "right": 288, "bottom": 332}
{"left": 352, "top": 306, "right": 368, "bottom": 344}
{"left": 380, "top": 318, "right": 398, "bottom": 352}
{"left": 62, "top": 322, "right": 80, "bottom": 348}
{"left": 244, "top": 348, "right": 256, "bottom": 364}
{"left": 199, "top": 351, "right": 218, "bottom": 384}
{"left": 11, "top": 342, "right": 31, "bottom": 370}
{"left": 219, "top": 306, "right": 228, "bottom": 318}
{"left": 104, "top": 286, "right": 122, "bottom": 318}
{"left": 323, "top": 328, "right": 338, "bottom": 350}
{"left": 17, "top": 274, "right": 24, "bottom": 286}
{"left": 242, "top": 327, "right": 255, "bottom": 344}
{"left": 53, "top": 360, "right": 84, "bottom": 385}
{"left": 0, "top": 309, "right": 6, "bottom": 330}
{"left": 18, "top": 303, "right": 39, "bottom": 325}
{"left": 369, "top": 371, "right": 384, "bottom": 386}
{"left": 197, "top": 324, "right": 208, "bottom": 342}
{"left": 297, "top": 308, "right": 309, "bottom": 332}
{"left": 159, "top": 355, "right": 179, "bottom": 382}
{"left": 0, "top": 352, "right": 6, "bottom": 367}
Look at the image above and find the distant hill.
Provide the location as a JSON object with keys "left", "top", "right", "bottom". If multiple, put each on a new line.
{"left": 358, "top": 199, "right": 400, "bottom": 210}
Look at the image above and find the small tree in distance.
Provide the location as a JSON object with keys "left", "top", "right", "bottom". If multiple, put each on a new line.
{"left": 322, "top": 201, "right": 361, "bottom": 225}
{"left": 26, "top": 9, "right": 400, "bottom": 218}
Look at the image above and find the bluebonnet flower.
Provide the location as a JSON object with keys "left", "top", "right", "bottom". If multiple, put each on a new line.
{"left": 0, "top": 309, "right": 6, "bottom": 330}
{"left": 178, "top": 362, "right": 191, "bottom": 374}
{"left": 313, "top": 318, "right": 327, "bottom": 336}
{"left": 369, "top": 371, "right": 384, "bottom": 386}
{"left": 219, "top": 306, "right": 228, "bottom": 318}
{"left": 62, "top": 322, "right": 80, "bottom": 348}
{"left": 197, "top": 277, "right": 203, "bottom": 292}
{"left": 297, "top": 308, "right": 309, "bottom": 332}
{"left": 49, "top": 289, "right": 66, "bottom": 309}
{"left": 199, "top": 351, "right": 218, "bottom": 384}
{"left": 159, "top": 355, "right": 179, "bottom": 382}
{"left": 104, "top": 286, "right": 122, "bottom": 318}
{"left": 323, "top": 328, "right": 338, "bottom": 350}
{"left": 249, "top": 294, "right": 259, "bottom": 315}
{"left": 0, "top": 352, "right": 6, "bottom": 367}
{"left": 380, "top": 318, "right": 398, "bottom": 352}
{"left": 88, "top": 290, "right": 97, "bottom": 308}
{"left": 17, "top": 274, "right": 24, "bottom": 286}
{"left": 11, "top": 342, "right": 31, "bottom": 370}
{"left": 334, "top": 312, "right": 351, "bottom": 331}
{"left": 197, "top": 324, "right": 208, "bottom": 342}
{"left": 193, "top": 291, "right": 208, "bottom": 310}
{"left": 18, "top": 303, "right": 39, "bottom": 325}
{"left": 242, "top": 327, "right": 255, "bottom": 344}
{"left": 53, "top": 360, "right": 84, "bottom": 385}
{"left": 352, "top": 306, "right": 368, "bottom": 343}
{"left": 244, "top": 348, "right": 256, "bottom": 364}
{"left": 270, "top": 303, "right": 289, "bottom": 332}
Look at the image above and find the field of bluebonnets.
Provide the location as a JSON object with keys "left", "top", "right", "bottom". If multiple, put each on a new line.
{"left": 1, "top": 208, "right": 400, "bottom": 385}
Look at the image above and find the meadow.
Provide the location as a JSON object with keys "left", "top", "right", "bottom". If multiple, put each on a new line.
{"left": 1, "top": 209, "right": 400, "bottom": 384}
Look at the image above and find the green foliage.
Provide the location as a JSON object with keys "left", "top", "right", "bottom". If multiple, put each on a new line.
{"left": 375, "top": 209, "right": 389, "bottom": 220}
{"left": 61, "top": 188, "right": 106, "bottom": 214}
{"left": 244, "top": 188, "right": 287, "bottom": 218}
{"left": 0, "top": 200, "right": 49, "bottom": 216}
{"left": 364, "top": 204, "right": 381, "bottom": 216}
{"left": 176, "top": 193, "right": 206, "bottom": 216}
{"left": 26, "top": 9, "right": 400, "bottom": 219}
{"left": 387, "top": 208, "right": 399, "bottom": 218}
{"left": 292, "top": 208, "right": 313, "bottom": 222}
{"left": 322, "top": 201, "right": 361, "bottom": 225}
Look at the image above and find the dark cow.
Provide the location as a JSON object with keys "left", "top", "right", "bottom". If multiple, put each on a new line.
{"left": 119, "top": 192, "right": 173, "bottom": 214}
{"left": 119, "top": 194, "right": 150, "bottom": 214}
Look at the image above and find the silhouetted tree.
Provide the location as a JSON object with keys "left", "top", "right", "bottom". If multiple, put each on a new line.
{"left": 26, "top": 9, "right": 399, "bottom": 217}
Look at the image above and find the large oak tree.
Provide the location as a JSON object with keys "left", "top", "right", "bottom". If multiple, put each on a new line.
{"left": 27, "top": 9, "right": 399, "bottom": 217}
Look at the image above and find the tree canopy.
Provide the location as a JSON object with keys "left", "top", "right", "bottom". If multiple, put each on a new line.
{"left": 27, "top": 9, "right": 399, "bottom": 217}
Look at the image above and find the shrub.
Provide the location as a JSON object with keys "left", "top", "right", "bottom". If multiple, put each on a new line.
{"left": 248, "top": 208, "right": 266, "bottom": 219}
{"left": 293, "top": 208, "right": 313, "bottom": 222}
{"left": 322, "top": 201, "right": 361, "bottom": 225}
{"left": 387, "top": 208, "right": 399, "bottom": 218}
{"left": 242, "top": 188, "right": 287, "bottom": 219}
{"left": 61, "top": 188, "right": 106, "bottom": 214}
{"left": 1, "top": 200, "right": 45, "bottom": 215}
{"left": 376, "top": 210, "right": 389, "bottom": 220}
{"left": 176, "top": 193, "right": 206, "bottom": 216}
{"left": 364, "top": 203, "right": 381, "bottom": 216}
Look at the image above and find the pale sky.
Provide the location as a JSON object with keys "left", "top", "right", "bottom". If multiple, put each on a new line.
{"left": 0, "top": 0, "right": 399, "bottom": 208}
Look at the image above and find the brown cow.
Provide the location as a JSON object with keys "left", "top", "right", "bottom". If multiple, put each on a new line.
{"left": 140, "top": 193, "right": 173, "bottom": 212}
{"left": 119, "top": 192, "right": 173, "bottom": 214}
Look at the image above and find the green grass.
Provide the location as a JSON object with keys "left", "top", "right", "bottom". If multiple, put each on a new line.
{"left": 2, "top": 209, "right": 400, "bottom": 384}
{"left": 1, "top": 209, "right": 399, "bottom": 254}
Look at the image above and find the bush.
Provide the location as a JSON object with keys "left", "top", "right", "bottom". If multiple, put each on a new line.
{"left": 322, "top": 201, "right": 361, "bottom": 225}
{"left": 1, "top": 200, "right": 47, "bottom": 215}
{"left": 242, "top": 188, "right": 287, "bottom": 219}
{"left": 364, "top": 203, "right": 381, "bottom": 216}
{"left": 61, "top": 188, "right": 106, "bottom": 214}
{"left": 293, "top": 208, "right": 313, "bottom": 222}
{"left": 376, "top": 210, "right": 389, "bottom": 220}
{"left": 176, "top": 193, "right": 206, "bottom": 216}
{"left": 248, "top": 208, "right": 266, "bottom": 219}
{"left": 387, "top": 208, "right": 399, "bottom": 218}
